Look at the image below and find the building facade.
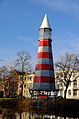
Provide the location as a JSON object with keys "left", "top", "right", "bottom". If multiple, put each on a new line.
{"left": 18, "top": 73, "right": 34, "bottom": 98}
{"left": 56, "top": 72, "right": 79, "bottom": 99}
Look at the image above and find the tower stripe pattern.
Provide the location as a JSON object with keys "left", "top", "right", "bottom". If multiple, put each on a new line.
{"left": 32, "top": 15, "right": 55, "bottom": 91}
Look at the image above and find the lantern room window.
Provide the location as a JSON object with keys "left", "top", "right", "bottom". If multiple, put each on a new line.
{"left": 44, "top": 29, "right": 51, "bottom": 39}
{"left": 40, "top": 28, "right": 51, "bottom": 39}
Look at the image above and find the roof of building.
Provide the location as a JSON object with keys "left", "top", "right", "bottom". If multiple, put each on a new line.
{"left": 40, "top": 14, "right": 51, "bottom": 29}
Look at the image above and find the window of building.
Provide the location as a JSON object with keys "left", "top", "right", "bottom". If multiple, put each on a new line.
{"left": 68, "top": 90, "right": 71, "bottom": 95}
{"left": 73, "top": 89, "right": 77, "bottom": 96}
{"left": 24, "top": 84, "right": 26, "bottom": 88}
{"left": 20, "top": 84, "right": 22, "bottom": 88}
{"left": 28, "top": 76, "right": 32, "bottom": 80}
{"left": 29, "top": 76, "right": 32, "bottom": 80}
{"left": 20, "top": 76, "right": 23, "bottom": 80}
{"left": 73, "top": 80, "right": 77, "bottom": 87}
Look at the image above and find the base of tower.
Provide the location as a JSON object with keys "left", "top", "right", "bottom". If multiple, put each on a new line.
{"left": 32, "top": 83, "right": 55, "bottom": 91}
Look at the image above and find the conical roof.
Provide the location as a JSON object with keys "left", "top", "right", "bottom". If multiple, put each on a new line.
{"left": 40, "top": 14, "right": 51, "bottom": 29}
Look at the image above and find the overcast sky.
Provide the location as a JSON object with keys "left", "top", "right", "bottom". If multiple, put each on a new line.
{"left": 0, "top": 0, "right": 79, "bottom": 68}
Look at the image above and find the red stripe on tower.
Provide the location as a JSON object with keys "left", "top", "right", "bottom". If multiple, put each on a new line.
{"left": 39, "top": 40, "right": 51, "bottom": 47}
{"left": 32, "top": 14, "right": 55, "bottom": 91}
{"left": 37, "top": 52, "right": 52, "bottom": 58}
{"left": 34, "top": 76, "right": 55, "bottom": 83}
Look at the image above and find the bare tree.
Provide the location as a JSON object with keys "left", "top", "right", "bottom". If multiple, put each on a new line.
{"left": 15, "top": 51, "right": 32, "bottom": 73}
{"left": 0, "top": 66, "right": 9, "bottom": 80}
{"left": 15, "top": 51, "right": 32, "bottom": 97}
{"left": 0, "top": 65, "right": 18, "bottom": 97}
{"left": 55, "top": 53, "right": 79, "bottom": 99}
{"left": 0, "top": 66, "right": 9, "bottom": 97}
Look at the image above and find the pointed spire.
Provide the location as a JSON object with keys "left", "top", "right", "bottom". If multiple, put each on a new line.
{"left": 40, "top": 14, "right": 51, "bottom": 29}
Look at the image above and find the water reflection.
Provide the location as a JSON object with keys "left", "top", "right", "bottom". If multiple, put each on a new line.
{"left": 0, "top": 109, "right": 79, "bottom": 119}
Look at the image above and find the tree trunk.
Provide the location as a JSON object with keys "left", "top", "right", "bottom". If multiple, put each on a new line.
{"left": 64, "top": 80, "right": 70, "bottom": 99}
{"left": 20, "top": 76, "right": 24, "bottom": 97}
{"left": 64, "top": 85, "right": 68, "bottom": 99}
{"left": 21, "top": 80, "right": 23, "bottom": 97}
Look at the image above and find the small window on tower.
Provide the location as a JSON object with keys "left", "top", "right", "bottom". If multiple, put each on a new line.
{"left": 44, "top": 29, "right": 51, "bottom": 39}
{"left": 40, "top": 29, "right": 44, "bottom": 39}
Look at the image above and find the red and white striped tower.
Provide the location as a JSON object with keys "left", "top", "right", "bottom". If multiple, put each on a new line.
{"left": 33, "top": 14, "right": 55, "bottom": 91}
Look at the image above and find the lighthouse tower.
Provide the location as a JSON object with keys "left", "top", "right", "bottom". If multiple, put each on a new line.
{"left": 32, "top": 14, "right": 55, "bottom": 93}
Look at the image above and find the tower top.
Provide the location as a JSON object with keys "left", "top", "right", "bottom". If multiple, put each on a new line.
{"left": 40, "top": 14, "right": 51, "bottom": 29}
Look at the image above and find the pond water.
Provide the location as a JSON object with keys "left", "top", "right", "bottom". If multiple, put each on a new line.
{"left": 0, "top": 107, "right": 79, "bottom": 119}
